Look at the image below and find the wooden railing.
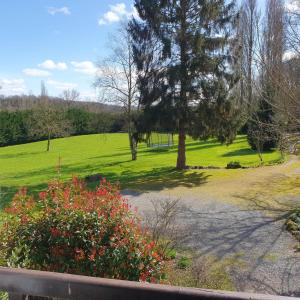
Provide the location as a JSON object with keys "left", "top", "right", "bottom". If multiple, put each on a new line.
{"left": 0, "top": 267, "right": 297, "bottom": 300}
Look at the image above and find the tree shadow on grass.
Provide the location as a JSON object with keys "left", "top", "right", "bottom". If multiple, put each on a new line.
{"left": 0, "top": 182, "right": 48, "bottom": 209}
{"left": 141, "top": 142, "right": 220, "bottom": 158}
{"left": 78, "top": 167, "right": 210, "bottom": 193}
{"left": 1, "top": 165, "right": 210, "bottom": 207}
{"left": 0, "top": 151, "right": 45, "bottom": 159}
{"left": 118, "top": 167, "right": 210, "bottom": 191}
{"left": 3, "top": 157, "right": 133, "bottom": 182}
{"left": 221, "top": 148, "right": 273, "bottom": 157}
{"left": 0, "top": 186, "right": 18, "bottom": 209}
{"left": 87, "top": 151, "right": 133, "bottom": 160}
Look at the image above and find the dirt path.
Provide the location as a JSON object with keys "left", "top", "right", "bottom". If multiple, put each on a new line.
{"left": 123, "top": 156, "right": 300, "bottom": 296}
{"left": 171, "top": 154, "right": 300, "bottom": 206}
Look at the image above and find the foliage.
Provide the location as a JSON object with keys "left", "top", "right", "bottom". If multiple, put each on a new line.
{"left": 66, "top": 108, "right": 91, "bottom": 135}
{"left": 0, "top": 110, "right": 32, "bottom": 146}
{"left": 247, "top": 97, "right": 279, "bottom": 152}
{"left": 177, "top": 256, "right": 191, "bottom": 270}
{"left": 226, "top": 161, "right": 242, "bottom": 169}
{"left": 286, "top": 209, "right": 300, "bottom": 241}
{"left": 165, "top": 248, "right": 177, "bottom": 260}
{"left": 0, "top": 178, "right": 164, "bottom": 282}
{"left": 163, "top": 254, "right": 236, "bottom": 291}
{"left": 130, "top": 0, "right": 240, "bottom": 169}
{"left": 0, "top": 109, "right": 126, "bottom": 147}
{"left": 0, "top": 292, "right": 8, "bottom": 300}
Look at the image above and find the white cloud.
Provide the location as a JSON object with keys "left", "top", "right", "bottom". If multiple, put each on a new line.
{"left": 285, "top": 0, "right": 300, "bottom": 12}
{"left": 47, "top": 6, "right": 71, "bottom": 16}
{"left": 98, "top": 3, "right": 138, "bottom": 25}
{"left": 71, "top": 61, "right": 97, "bottom": 75}
{"left": 0, "top": 78, "right": 27, "bottom": 96}
{"left": 22, "top": 68, "right": 51, "bottom": 77}
{"left": 38, "top": 59, "right": 68, "bottom": 71}
{"left": 102, "top": 11, "right": 120, "bottom": 24}
{"left": 283, "top": 50, "right": 298, "bottom": 61}
{"left": 47, "top": 79, "right": 77, "bottom": 91}
{"left": 111, "top": 3, "right": 127, "bottom": 15}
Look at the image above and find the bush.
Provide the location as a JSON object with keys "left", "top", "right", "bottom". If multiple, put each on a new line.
{"left": 226, "top": 161, "right": 242, "bottom": 169}
{"left": 247, "top": 127, "right": 278, "bottom": 151}
{"left": 1, "top": 177, "right": 164, "bottom": 282}
{"left": 286, "top": 209, "right": 300, "bottom": 240}
{"left": 177, "top": 256, "right": 191, "bottom": 269}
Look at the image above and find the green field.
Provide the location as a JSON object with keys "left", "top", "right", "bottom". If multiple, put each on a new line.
{"left": 0, "top": 133, "right": 281, "bottom": 207}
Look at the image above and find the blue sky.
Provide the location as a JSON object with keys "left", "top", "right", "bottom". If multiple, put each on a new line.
{"left": 0, "top": 0, "right": 293, "bottom": 101}
{"left": 0, "top": 0, "right": 135, "bottom": 100}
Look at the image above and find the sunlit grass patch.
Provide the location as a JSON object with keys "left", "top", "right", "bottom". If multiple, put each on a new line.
{"left": 0, "top": 134, "right": 281, "bottom": 206}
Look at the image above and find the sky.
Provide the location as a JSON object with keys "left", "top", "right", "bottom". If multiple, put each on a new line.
{"left": 0, "top": 0, "right": 136, "bottom": 101}
{"left": 0, "top": 0, "right": 297, "bottom": 101}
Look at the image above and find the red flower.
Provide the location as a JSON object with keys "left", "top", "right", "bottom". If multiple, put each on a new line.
{"left": 50, "top": 227, "right": 61, "bottom": 237}
{"left": 39, "top": 191, "right": 47, "bottom": 200}
{"left": 88, "top": 248, "right": 97, "bottom": 261}
{"left": 139, "top": 271, "right": 149, "bottom": 282}
{"left": 75, "top": 248, "right": 85, "bottom": 261}
{"left": 20, "top": 215, "right": 29, "bottom": 224}
{"left": 63, "top": 188, "right": 70, "bottom": 201}
{"left": 51, "top": 246, "right": 64, "bottom": 256}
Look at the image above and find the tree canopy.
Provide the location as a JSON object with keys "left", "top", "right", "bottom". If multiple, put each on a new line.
{"left": 130, "top": 0, "right": 240, "bottom": 169}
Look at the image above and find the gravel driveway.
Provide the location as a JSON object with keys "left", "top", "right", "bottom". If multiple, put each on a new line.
{"left": 124, "top": 190, "right": 300, "bottom": 297}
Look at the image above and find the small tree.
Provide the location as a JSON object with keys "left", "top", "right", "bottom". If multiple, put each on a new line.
{"left": 30, "top": 81, "right": 70, "bottom": 151}
{"left": 95, "top": 23, "right": 139, "bottom": 161}
{"left": 61, "top": 89, "right": 80, "bottom": 102}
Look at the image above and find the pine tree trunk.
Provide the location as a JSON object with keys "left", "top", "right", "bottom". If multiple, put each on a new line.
{"left": 176, "top": 1, "right": 188, "bottom": 170}
{"left": 176, "top": 121, "right": 186, "bottom": 169}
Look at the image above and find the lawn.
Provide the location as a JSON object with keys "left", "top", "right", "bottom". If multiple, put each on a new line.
{"left": 0, "top": 133, "right": 281, "bottom": 207}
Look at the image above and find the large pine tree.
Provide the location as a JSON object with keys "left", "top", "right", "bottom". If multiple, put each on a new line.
{"left": 130, "top": 0, "right": 239, "bottom": 169}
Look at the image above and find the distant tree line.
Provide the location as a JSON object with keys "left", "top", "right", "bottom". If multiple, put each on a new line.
{"left": 0, "top": 99, "right": 127, "bottom": 147}
{"left": 0, "top": 94, "right": 122, "bottom": 113}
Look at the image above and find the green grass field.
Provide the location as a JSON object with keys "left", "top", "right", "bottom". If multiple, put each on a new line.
{"left": 0, "top": 133, "right": 281, "bottom": 207}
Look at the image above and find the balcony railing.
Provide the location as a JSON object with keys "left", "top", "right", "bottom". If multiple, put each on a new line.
{"left": 0, "top": 267, "right": 297, "bottom": 300}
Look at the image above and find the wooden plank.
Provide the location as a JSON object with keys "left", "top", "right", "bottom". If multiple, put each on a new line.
{"left": 8, "top": 293, "right": 24, "bottom": 300}
{"left": 0, "top": 267, "right": 297, "bottom": 300}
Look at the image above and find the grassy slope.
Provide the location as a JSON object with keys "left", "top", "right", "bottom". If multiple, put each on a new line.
{"left": 0, "top": 133, "right": 281, "bottom": 206}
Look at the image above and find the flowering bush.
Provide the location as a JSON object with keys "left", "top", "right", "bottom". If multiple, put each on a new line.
{"left": 1, "top": 177, "right": 164, "bottom": 282}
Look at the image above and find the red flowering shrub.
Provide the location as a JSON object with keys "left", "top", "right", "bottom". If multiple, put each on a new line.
{"left": 1, "top": 177, "right": 164, "bottom": 282}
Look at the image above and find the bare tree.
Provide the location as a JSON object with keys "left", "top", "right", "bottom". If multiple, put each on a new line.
{"left": 241, "top": 0, "right": 259, "bottom": 109}
{"left": 285, "top": 0, "right": 300, "bottom": 56}
{"left": 61, "top": 89, "right": 80, "bottom": 102}
{"left": 262, "top": 1, "right": 300, "bottom": 146}
{"left": 143, "top": 197, "right": 189, "bottom": 255}
{"left": 30, "top": 81, "right": 70, "bottom": 151}
{"left": 95, "top": 22, "right": 139, "bottom": 161}
{"left": 246, "top": 0, "right": 290, "bottom": 157}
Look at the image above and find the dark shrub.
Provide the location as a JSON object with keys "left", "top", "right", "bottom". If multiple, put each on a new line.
{"left": 226, "top": 161, "right": 242, "bottom": 169}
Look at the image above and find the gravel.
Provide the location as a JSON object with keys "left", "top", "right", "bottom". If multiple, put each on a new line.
{"left": 123, "top": 190, "right": 300, "bottom": 297}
